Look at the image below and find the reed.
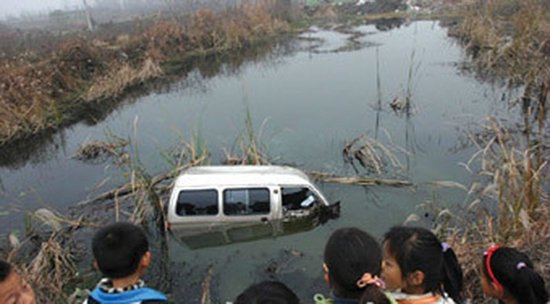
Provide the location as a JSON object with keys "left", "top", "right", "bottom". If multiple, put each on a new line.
{"left": 223, "top": 108, "right": 271, "bottom": 165}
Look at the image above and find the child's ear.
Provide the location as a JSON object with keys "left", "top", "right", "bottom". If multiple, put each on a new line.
{"left": 323, "top": 263, "right": 330, "bottom": 286}
{"left": 141, "top": 251, "right": 152, "bottom": 268}
{"left": 93, "top": 260, "right": 99, "bottom": 270}
{"left": 407, "top": 270, "right": 425, "bottom": 287}
{"left": 489, "top": 282, "right": 505, "bottom": 299}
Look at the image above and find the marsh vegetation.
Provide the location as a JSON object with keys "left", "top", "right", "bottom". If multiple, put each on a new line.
{"left": 0, "top": 0, "right": 549, "bottom": 302}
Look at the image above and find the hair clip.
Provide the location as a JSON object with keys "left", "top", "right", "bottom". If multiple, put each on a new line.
{"left": 516, "top": 262, "right": 526, "bottom": 270}
{"left": 441, "top": 242, "right": 450, "bottom": 253}
{"left": 356, "top": 273, "right": 385, "bottom": 289}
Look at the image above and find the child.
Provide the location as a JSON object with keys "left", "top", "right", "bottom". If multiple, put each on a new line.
{"left": 84, "top": 222, "right": 168, "bottom": 304}
{"left": 381, "top": 226, "right": 463, "bottom": 304}
{"left": 0, "top": 260, "right": 36, "bottom": 304}
{"left": 315, "top": 227, "right": 392, "bottom": 304}
{"left": 234, "top": 280, "right": 300, "bottom": 304}
{"left": 481, "top": 245, "right": 548, "bottom": 304}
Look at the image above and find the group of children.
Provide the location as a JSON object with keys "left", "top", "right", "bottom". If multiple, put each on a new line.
{"left": 0, "top": 222, "right": 547, "bottom": 303}
{"left": 233, "top": 226, "right": 547, "bottom": 304}
{"left": 313, "top": 226, "right": 548, "bottom": 304}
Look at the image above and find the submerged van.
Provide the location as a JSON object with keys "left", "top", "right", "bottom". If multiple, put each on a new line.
{"left": 167, "top": 165, "right": 337, "bottom": 229}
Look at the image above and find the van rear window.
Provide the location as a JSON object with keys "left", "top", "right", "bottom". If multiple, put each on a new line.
{"left": 176, "top": 189, "right": 218, "bottom": 216}
{"left": 223, "top": 188, "right": 270, "bottom": 215}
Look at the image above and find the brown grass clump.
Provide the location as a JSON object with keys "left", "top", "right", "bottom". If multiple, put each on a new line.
{"left": 343, "top": 134, "right": 404, "bottom": 175}
{"left": 450, "top": 0, "right": 550, "bottom": 86}
{"left": 85, "top": 57, "right": 163, "bottom": 102}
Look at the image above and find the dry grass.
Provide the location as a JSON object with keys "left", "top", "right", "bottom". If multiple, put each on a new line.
{"left": 4, "top": 208, "right": 87, "bottom": 303}
{"left": 449, "top": 0, "right": 550, "bottom": 85}
{"left": 0, "top": 0, "right": 290, "bottom": 146}
{"left": 73, "top": 137, "right": 129, "bottom": 163}
{"left": 437, "top": 114, "right": 549, "bottom": 302}
{"left": 444, "top": 1, "right": 550, "bottom": 294}
{"left": 343, "top": 134, "right": 405, "bottom": 175}
{"left": 85, "top": 58, "right": 163, "bottom": 102}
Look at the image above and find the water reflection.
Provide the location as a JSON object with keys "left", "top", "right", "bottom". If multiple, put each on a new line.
{"left": 170, "top": 203, "right": 340, "bottom": 250}
{"left": 373, "top": 17, "right": 405, "bottom": 31}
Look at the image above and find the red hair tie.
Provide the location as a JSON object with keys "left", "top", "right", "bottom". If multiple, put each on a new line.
{"left": 484, "top": 245, "right": 503, "bottom": 291}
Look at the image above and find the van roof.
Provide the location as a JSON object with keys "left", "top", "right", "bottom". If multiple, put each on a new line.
{"left": 173, "top": 165, "right": 313, "bottom": 188}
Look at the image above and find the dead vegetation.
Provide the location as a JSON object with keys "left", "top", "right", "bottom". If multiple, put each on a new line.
{"left": 73, "top": 137, "right": 129, "bottom": 164}
{"left": 343, "top": 133, "right": 405, "bottom": 175}
{"left": 449, "top": 0, "right": 550, "bottom": 86}
{"left": 5, "top": 208, "right": 88, "bottom": 303}
{"left": 0, "top": 1, "right": 290, "bottom": 147}
{"left": 439, "top": 3, "right": 550, "bottom": 300}
{"left": 426, "top": 115, "right": 549, "bottom": 302}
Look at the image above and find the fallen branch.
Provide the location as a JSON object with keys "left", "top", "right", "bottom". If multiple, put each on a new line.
{"left": 76, "top": 155, "right": 207, "bottom": 207}
{"left": 307, "top": 171, "right": 412, "bottom": 187}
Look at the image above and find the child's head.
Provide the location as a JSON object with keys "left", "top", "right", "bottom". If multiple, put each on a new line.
{"left": 382, "top": 226, "right": 463, "bottom": 302}
{"left": 0, "top": 260, "right": 36, "bottom": 304}
{"left": 324, "top": 227, "right": 388, "bottom": 303}
{"left": 234, "top": 281, "right": 299, "bottom": 304}
{"left": 481, "top": 245, "right": 548, "bottom": 304}
{"left": 92, "top": 222, "right": 151, "bottom": 279}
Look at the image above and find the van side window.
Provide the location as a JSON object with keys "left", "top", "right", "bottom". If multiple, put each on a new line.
{"left": 223, "top": 188, "right": 270, "bottom": 215}
{"left": 282, "top": 187, "right": 319, "bottom": 210}
{"left": 176, "top": 189, "right": 218, "bottom": 216}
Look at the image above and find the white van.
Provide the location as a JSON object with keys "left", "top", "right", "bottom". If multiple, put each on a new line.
{"left": 167, "top": 165, "right": 333, "bottom": 228}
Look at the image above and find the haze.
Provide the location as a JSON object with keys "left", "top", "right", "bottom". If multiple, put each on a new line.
{"left": 0, "top": 0, "right": 90, "bottom": 19}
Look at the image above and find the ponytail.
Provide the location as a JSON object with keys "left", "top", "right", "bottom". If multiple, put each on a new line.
{"left": 512, "top": 265, "right": 548, "bottom": 304}
{"left": 482, "top": 246, "right": 548, "bottom": 304}
{"left": 359, "top": 284, "right": 391, "bottom": 304}
{"left": 441, "top": 245, "right": 463, "bottom": 303}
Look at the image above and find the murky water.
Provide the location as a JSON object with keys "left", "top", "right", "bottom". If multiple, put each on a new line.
{"left": 0, "top": 21, "right": 520, "bottom": 302}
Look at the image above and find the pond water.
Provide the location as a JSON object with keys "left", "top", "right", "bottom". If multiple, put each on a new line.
{"left": 0, "top": 20, "right": 520, "bottom": 302}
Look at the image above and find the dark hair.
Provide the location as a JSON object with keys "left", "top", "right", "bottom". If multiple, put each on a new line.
{"left": 92, "top": 222, "right": 149, "bottom": 279}
{"left": 324, "top": 227, "right": 388, "bottom": 303}
{"left": 0, "top": 260, "right": 12, "bottom": 282}
{"left": 235, "top": 281, "right": 300, "bottom": 304}
{"left": 482, "top": 246, "right": 548, "bottom": 304}
{"left": 383, "top": 226, "right": 463, "bottom": 302}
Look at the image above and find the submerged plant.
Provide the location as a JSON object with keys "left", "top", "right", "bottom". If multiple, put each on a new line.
{"left": 343, "top": 133, "right": 405, "bottom": 175}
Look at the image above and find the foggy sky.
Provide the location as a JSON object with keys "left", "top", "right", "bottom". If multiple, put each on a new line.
{"left": 0, "top": 0, "right": 90, "bottom": 19}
